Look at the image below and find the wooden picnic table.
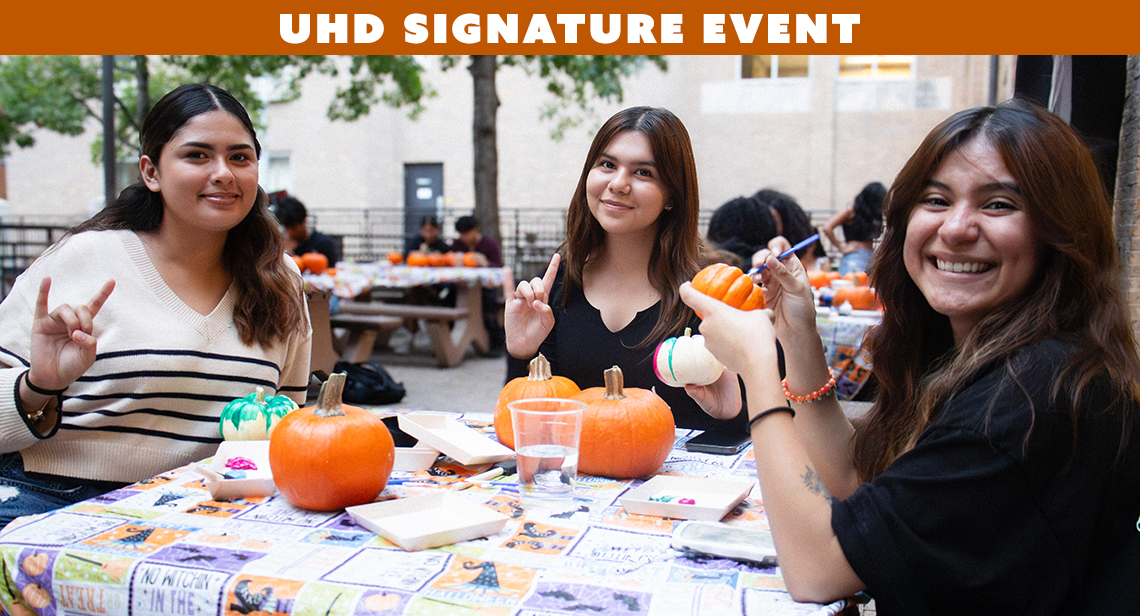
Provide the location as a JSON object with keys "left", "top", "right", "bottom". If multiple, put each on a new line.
{"left": 304, "top": 265, "right": 509, "bottom": 368}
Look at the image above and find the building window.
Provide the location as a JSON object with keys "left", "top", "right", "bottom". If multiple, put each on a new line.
{"left": 742, "top": 55, "right": 810, "bottom": 79}
{"left": 839, "top": 56, "right": 914, "bottom": 78}
{"left": 262, "top": 153, "right": 293, "bottom": 193}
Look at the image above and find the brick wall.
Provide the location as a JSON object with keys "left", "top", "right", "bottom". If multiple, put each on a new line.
{"left": 1116, "top": 56, "right": 1140, "bottom": 332}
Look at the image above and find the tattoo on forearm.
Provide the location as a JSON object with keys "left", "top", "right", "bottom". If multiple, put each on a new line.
{"left": 802, "top": 466, "right": 835, "bottom": 504}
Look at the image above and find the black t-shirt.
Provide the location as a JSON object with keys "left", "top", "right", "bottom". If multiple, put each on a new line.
{"left": 506, "top": 266, "right": 748, "bottom": 433}
{"left": 832, "top": 338, "right": 1140, "bottom": 615}
{"left": 295, "top": 230, "right": 340, "bottom": 265}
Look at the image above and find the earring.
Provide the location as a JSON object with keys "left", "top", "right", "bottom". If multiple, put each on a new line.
{"left": 664, "top": 204, "right": 673, "bottom": 211}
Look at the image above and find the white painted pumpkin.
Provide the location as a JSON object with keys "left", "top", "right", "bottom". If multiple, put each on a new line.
{"left": 653, "top": 327, "right": 724, "bottom": 387}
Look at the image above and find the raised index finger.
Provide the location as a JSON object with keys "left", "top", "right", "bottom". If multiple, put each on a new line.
{"left": 34, "top": 276, "right": 52, "bottom": 320}
{"left": 541, "top": 253, "right": 561, "bottom": 291}
{"left": 84, "top": 279, "right": 116, "bottom": 317}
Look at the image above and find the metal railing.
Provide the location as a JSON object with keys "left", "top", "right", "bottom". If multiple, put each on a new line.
{"left": 1, "top": 224, "right": 72, "bottom": 298}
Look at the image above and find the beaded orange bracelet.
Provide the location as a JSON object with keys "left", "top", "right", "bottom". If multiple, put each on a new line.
{"left": 781, "top": 368, "right": 837, "bottom": 403}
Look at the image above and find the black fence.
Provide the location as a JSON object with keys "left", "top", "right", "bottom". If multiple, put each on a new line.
{"left": 1, "top": 224, "right": 71, "bottom": 298}
{"left": 5, "top": 205, "right": 836, "bottom": 300}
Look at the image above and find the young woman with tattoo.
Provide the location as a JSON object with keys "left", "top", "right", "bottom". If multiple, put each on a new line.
{"left": 681, "top": 98, "right": 1140, "bottom": 614}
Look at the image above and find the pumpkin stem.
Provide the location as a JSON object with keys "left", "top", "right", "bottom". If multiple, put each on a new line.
{"left": 527, "top": 353, "right": 555, "bottom": 381}
{"left": 254, "top": 386, "right": 266, "bottom": 405}
{"left": 603, "top": 366, "right": 627, "bottom": 401}
{"left": 314, "top": 373, "right": 348, "bottom": 418}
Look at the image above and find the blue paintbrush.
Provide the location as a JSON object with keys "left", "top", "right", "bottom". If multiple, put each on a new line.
{"left": 747, "top": 233, "right": 820, "bottom": 275}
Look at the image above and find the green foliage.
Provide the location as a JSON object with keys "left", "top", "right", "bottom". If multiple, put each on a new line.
{"left": 499, "top": 55, "right": 667, "bottom": 139}
{"left": 1, "top": 55, "right": 429, "bottom": 164}
{"left": 0, "top": 56, "right": 101, "bottom": 157}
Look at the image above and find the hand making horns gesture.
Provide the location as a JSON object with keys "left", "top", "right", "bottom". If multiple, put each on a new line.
{"left": 28, "top": 277, "right": 116, "bottom": 393}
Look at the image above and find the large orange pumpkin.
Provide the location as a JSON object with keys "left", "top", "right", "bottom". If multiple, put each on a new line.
{"left": 494, "top": 353, "right": 580, "bottom": 449}
{"left": 572, "top": 366, "right": 674, "bottom": 479}
{"left": 269, "top": 373, "right": 395, "bottom": 511}
{"left": 690, "top": 263, "right": 766, "bottom": 317}
{"left": 301, "top": 252, "right": 329, "bottom": 275}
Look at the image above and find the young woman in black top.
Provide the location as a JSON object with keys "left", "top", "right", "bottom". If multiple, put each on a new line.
{"left": 505, "top": 106, "right": 745, "bottom": 432}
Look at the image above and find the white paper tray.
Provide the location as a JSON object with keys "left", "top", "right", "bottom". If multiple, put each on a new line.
{"left": 346, "top": 491, "right": 509, "bottom": 551}
{"left": 397, "top": 413, "right": 514, "bottom": 466}
{"left": 199, "top": 441, "right": 276, "bottom": 500}
{"left": 619, "top": 475, "right": 754, "bottom": 521}
{"left": 393, "top": 444, "right": 440, "bottom": 472}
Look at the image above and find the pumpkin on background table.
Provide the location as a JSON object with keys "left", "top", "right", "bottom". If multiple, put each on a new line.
{"left": 292, "top": 255, "right": 306, "bottom": 272}
{"left": 654, "top": 327, "right": 724, "bottom": 387}
{"left": 808, "top": 270, "right": 842, "bottom": 289}
{"left": 833, "top": 285, "right": 879, "bottom": 311}
{"left": 494, "top": 353, "right": 580, "bottom": 449}
{"left": 690, "top": 263, "right": 765, "bottom": 317}
{"left": 572, "top": 366, "right": 674, "bottom": 479}
{"left": 301, "top": 251, "right": 329, "bottom": 274}
{"left": 462, "top": 251, "right": 481, "bottom": 267}
{"left": 269, "top": 372, "right": 395, "bottom": 511}
{"left": 386, "top": 252, "right": 404, "bottom": 265}
{"left": 406, "top": 252, "right": 429, "bottom": 267}
{"left": 220, "top": 386, "right": 299, "bottom": 441}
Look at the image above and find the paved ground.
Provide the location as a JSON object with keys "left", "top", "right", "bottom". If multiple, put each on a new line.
{"left": 350, "top": 336, "right": 509, "bottom": 417}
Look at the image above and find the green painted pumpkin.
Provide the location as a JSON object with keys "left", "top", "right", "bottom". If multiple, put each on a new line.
{"left": 220, "top": 387, "right": 298, "bottom": 440}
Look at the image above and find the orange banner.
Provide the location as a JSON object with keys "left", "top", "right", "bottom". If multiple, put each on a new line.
{"left": 4, "top": 1, "right": 1138, "bottom": 54}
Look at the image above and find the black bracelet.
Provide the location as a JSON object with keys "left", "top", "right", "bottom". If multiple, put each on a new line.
{"left": 23, "top": 371, "right": 67, "bottom": 396}
{"left": 747, "top": 405, "right": 795, "bottom": 430}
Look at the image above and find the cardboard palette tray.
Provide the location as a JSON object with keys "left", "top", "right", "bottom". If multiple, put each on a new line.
{"left": 198, "top": 441, "right": 276, "bottom": 500}
{"left": 397, "top": 413, "right": 514, "bottom": 466}
{"left": 619, "top": 475, "right": 755, "bottom": 521}
{"left": 347, "top": 491, "right": 509, "bottom": 551}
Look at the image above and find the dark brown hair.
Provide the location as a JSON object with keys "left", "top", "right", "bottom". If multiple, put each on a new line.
{"left": 858, "top": 97, "right": 1140, "bottom": 480}
{"left": 561, "top": 106, "right": 702, "bottom": 347}
{"left": 72, "top": 83, "right": 306, "bottom": 347}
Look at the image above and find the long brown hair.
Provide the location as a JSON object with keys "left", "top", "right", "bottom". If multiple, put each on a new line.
{"left": 72, "top": 83, "right": 306, "bottom": 347}
{"left": 857, "top": 97, "right": 1140, "bottom": 480}
{"left": 561, "top": 106, "right": 702, "bottom": 347}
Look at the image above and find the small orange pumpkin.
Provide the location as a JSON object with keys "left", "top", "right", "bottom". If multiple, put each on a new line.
{"left": 427, "top": 252, "right": 449, "bottom": 267}
{"left": 690, "top": 263, "right": 766, "bottom": 317}
{"left": 292, "top": 255, "right": 306, "bottom": 271}
{"left": 406, "top": 252, "right": 429, "bottom": 267}
{"left": 494, "top": 353, "right": 580, "bottom": 449}
{"left": 463, "top": 252, "right": 481, "bottom": 267}
{"left": 301, "top": 252, "right": 329, "bottom": 275}
{"left": 833, "top": 286, "right": 878, "bottom": 310}
{"left": 572, "top": 366, "right": 675, "bottom": 479}
{"left": 844, "top": 271, "right": 870, "bottom": 287}
{"left": 387, "top": 252, "right": 404, "bottom": 265}
{"left": 269, "top": 372, "right": 395, "bottom": 511}
{"left": 808, "top": 270, "right": 842, "bottom": 289}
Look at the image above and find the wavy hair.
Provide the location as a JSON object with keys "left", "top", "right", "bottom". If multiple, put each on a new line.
{"left": 561, "top": 106, "right": 702, "bottom": 348}
{"left": 857, "top": 97, "right": 1140, "bottom": 480}
{"left": 72, "top": 83, "right": 306, "bottom": 347}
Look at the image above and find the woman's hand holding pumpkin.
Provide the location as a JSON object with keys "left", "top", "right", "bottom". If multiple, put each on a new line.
{"left": 504, "top": 253, "right": 560, "bottom": 359}
{"left": 679, "top": 282, "right": 780, "bottom": 387}
{"left": 684, "top": 368, "right": 744, "bottom": 421}
{"left": 28, "top": 277, "right": 115, "bottom": 392}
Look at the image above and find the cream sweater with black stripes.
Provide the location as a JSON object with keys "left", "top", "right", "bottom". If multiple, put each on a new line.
{"left": 0, "top": 230, "right": 311, "bottom": 483}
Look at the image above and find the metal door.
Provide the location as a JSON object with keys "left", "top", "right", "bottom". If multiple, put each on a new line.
{"left": 403, "top": 163, "right": 444, "bottom": 243}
